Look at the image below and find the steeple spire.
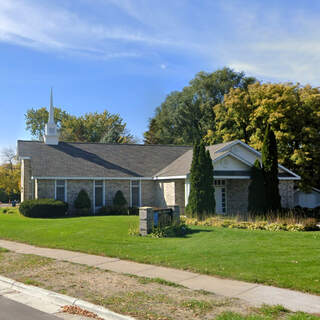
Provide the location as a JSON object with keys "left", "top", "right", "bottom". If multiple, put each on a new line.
{"left": 48, "top": 88, "right": 54, "bottom": 124}
{"left": 43, "top": 88, "right": 59, "bottom": 145}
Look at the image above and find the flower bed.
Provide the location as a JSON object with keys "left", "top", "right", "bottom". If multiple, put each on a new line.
{"left": 181, "top": 216, "right": 319, "bottom": 232}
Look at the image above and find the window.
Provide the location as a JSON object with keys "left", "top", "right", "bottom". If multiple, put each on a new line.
{"left": 95, "top": 180, "right": 103, "bottom": 208}
{"left": 214, "top": 180, "right": 225, "bottom": 186}
{"left": 214, "top": 180, "right": 226, "bottom": 214}
{"left": 131, "top": 180, "right": 140, "bottom": 207}
{"left": 56, "top": 180, "right": 66, "bottom": 202}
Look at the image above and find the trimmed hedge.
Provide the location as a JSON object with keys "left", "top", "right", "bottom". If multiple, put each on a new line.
{"left": 19, "top": 199, "right": 68, "bottom": 218}
{"left": 74, "top": 189, "right": 91, "bottom": 210}
{"left": 113, "top": 190, "right": 127, "bottom": 210}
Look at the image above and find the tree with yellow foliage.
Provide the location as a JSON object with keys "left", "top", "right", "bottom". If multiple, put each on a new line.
{"left": 214, "top": 82, "right": 320, "bottom": 190}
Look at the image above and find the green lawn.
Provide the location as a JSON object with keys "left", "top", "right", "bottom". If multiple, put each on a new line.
{"left": 0, "top": 208, "right": 319, "bottom": 295}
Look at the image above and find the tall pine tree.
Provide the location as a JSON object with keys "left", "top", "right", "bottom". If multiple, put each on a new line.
{"left": 248, "top": 159, "right": 267, "bottom": 213}
{"left": 186, "top": 141, "right": 201, "bottom": 218}
{"left": 261, "top": 124, "right": 281, "bottom": 211}
{"left": 186, "top": 140, "right": 215, "bottom": 219}
{"left": 205, "top": 149, "right": 216, "bottom": 215}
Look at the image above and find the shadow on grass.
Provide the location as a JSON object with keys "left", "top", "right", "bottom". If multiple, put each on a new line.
{"left": 162, "top": 228, "right": 213, "bottom": 239}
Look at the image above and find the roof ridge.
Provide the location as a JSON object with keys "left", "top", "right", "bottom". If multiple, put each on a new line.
{"left": 17, "top": 140, "right": 192, "bottom": 148}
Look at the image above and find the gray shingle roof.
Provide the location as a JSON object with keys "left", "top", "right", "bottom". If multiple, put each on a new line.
{"left": 17, "top": 141, "right": 192, "bottom": 178}
{"left": 155, "top": 142, "right": 233, "bottom": 177}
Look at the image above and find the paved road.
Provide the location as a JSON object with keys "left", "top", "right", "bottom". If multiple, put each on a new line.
{"left": 0, "top": 296, "right": 60, "bottom": 320}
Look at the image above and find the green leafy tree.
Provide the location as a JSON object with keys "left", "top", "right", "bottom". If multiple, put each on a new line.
{"left": 0, "top": 148, "right": 20, "bottom": 201}
{"left": 248, "top": 159, "right": 267, "bottom": 213}
{"left": 25, "top": 107, "right": 71, "bottom": 140}
{"left": 261, "top": 125, "right": 281, "bottom": 211}
{"left": 144, "top": 67, "right": 256, "bottom": 145}
{"left": 215, "top": 82, "right": 320, "bottom": 190}
{"left": 25, "top": 108, "right": 135, "bottom": 144}
{"left": 186, "top": 140, "right": 215, "bottom": 219}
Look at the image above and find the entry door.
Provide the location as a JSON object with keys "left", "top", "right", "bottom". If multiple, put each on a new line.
{"left": 214, "top": 180, "right": 226, "bottom": 214}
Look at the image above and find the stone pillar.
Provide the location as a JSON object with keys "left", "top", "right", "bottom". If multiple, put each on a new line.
{"left": 168, "top": 205, "right": 180, "bottom": 224}
{"left": 21, "top": 159, "right": 32, "bottom": 202}
{"left": 139, "top": 207, "right": 154, "bottom": 236}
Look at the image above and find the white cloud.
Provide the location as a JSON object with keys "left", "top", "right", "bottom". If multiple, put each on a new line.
{"left": 0, "top": 0, "right": 191, "bottom": 60}
{"left": 0, "top": 0, "right": 319, "bottom": 83}
{"left": 160, "top": 64, "right": 167, "bottom": 70}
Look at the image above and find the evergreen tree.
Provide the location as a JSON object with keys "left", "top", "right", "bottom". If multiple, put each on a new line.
{"left": 248, "top": 159, "right": 267, "bottom": 213}
{"left": 186, "top": 140, "right": 215, "bottom": 219}
{"left": 205, "top": 149, "right": 215, "bottom": 214}
{"left": 261, "top": 124, "right": 281, "bottom": 211}
{"left": 186, "top": 141, "right": 201, "bottom": 218}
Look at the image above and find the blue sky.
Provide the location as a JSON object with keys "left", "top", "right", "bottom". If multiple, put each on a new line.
{"left": 1, "top": 0, "right": 320, "bottom": 151}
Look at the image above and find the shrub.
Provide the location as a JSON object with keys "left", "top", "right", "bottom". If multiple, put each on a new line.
{"left": 113, "top": 190, "right": 128, "bottom": 210}
{"left": 19, "top": 199, "right": 68, "bottom": 218}
{"left": 182, "top": 215, "right": 319, "bottom": 232}
{"left": 74, "top": 189, "right": 91, "bottom": 216}
{"left": 149, "top": 223, "right": 192, "bottom": 238}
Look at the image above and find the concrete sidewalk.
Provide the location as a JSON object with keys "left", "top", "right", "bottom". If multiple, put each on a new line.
{"left": 0, "top": 239, "right": 319, "bottom": 314}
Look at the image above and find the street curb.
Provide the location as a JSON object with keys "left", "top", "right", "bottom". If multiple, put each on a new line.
{"left": 0, "top": 275, "right": 135, "bottom": 320}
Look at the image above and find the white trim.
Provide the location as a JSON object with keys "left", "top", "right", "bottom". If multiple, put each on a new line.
{"left": 33, "top": 176, "right": 154, "bottom": 181}
{"left": 213, "top": 151, "right": 253, "bottom": 168}
{"left": 54, "top": 180, "right": 57, "bottom": 199}
{"left": 217, "top": 140, "right": 301, "bottom": 180}
{"left": 19, "top": 156, "right": 31, "bottom": 160}
{"left": 214, "top": 176, "right": 251, "bottom": 179}
{"left": 153, "top": 175, "right": 187, "bottom": 180}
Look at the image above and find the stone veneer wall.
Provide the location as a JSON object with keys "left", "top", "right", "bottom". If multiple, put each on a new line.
{"left": 226, "top": 179, "right": 295, "bottom": 214}
{"left": 279, "top": 180, "right": 294, "bottom": 208}
{"left": 154, "top": 179, "right": 185, "bottom": 212}
{"left": 21, "top": 159, "right": 34, "bottom": 202}
{"left": 155, "top": 181, "right": 175, "bottom": 208}
{"left": 174, "top": 180, "right": 185, "bottom": 213}
{"left": 226, "top": 179, "right": 250, "bottom": 214}
{"left": 67, "top": 180, "right": 94, "bottom": 211}
{"left": 105, "top": 180, "right": 130, "bottom": 207}
{"left": 141, "top": 180, "right": 155, "bottom": 207}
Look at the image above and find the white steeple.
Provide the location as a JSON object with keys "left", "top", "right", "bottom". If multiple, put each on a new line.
{"left": 43, "top": 88, "right": 59, "bottom": 145}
